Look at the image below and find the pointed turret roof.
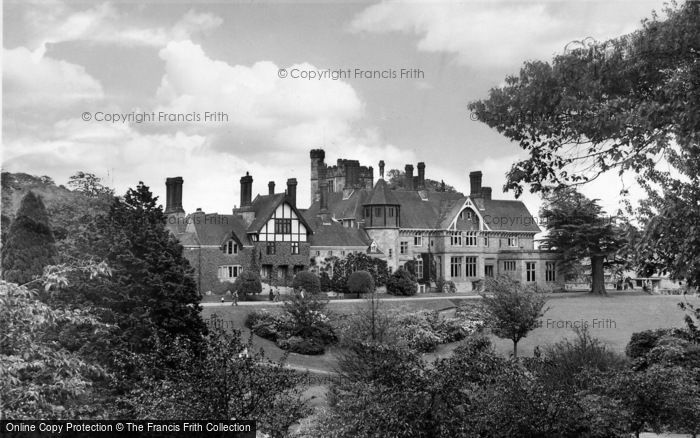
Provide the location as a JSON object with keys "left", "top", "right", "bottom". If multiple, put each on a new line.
{"left": 365, "top": 178, "right": 398, "bottom": 205}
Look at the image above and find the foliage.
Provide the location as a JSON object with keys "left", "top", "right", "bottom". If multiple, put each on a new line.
{"left": 626, "top": 328, "right": 673, "bottom": 359}
{"left": 119, "top": 325, "right": 310, "bottom": 437}
{"left": 49, "top": 182, "right": 207, "bottom": 369}
{"left": 292, "top": 271, "right": 321, "bottom": 295}
{"left": 539, "top": 187, "right": 629, "bottom": 294}
{"left": 335, "top": 292, "right": 398, "bottom": 345}
{"left": 393, "top": 310, "right": 482, "bottom": 352}
{"left": 0, "top": 281, "right": 106, "bottom": 419}
{"left": 325, "top": 253, "right": 388, "bottom": 292}
{"left": 233, "top": 270, "right": 263, "bottom": 297}
{"left": 385, "top": 168, "right": 458, "bottom": 193}
{"left": 386, "top": 267, "right": 417, "bottom": 296}
{"left": 346, "top": 270, "right": 375, "bottom": 298}
{"left": 67, "top": 172, "right": 115, "bottom": 198}
{"left": 467, "top": 2, "right": 699, "bottom": 197}
{"left": 1, "top": 191, "right": 57, "bottom": 286}
{"left": 481, "top": 276, "right": 549, "bottom": 357}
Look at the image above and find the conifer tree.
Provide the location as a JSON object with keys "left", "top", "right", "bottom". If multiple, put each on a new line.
{"left": 1, "top": 191, "right": 57, "bottom": 285}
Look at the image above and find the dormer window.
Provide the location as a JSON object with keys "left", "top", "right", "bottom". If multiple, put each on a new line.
{"left": 224, "top": 240, "right": 238, "bottom": 255}
{"left": 460, "top": 210, "right": 473, "bottom": 220}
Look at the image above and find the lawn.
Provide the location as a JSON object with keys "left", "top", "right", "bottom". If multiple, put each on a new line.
{"left": 202, "top": 292, "right": 696, "bottom": 371}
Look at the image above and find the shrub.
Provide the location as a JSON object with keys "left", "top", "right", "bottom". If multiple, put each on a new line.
{"left": 277, "top": 336, "right": 325, "bottom": 355}
{"left": 386, "top": 268, "right": 417, "bottom": 296}
{"left": 347, "top": 270, "right": 375, "bottom": 299}
{"left": 319, "top": 271, "right": 332, "bottom": 292}
{"left": 626, "top": 328, "right": 671, "bottom": 359}
{"left": 233, "top": 270, "right": 263, "bottom": 297}
{"left": 292, "top": 271, "right": 321, "bottom": 295}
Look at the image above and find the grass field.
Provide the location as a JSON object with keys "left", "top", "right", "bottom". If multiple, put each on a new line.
{"left": 202, "top": 293, "right": 695, "bottom": 371}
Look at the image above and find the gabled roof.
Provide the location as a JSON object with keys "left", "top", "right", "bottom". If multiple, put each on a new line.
{"left": 246, "top": 194, "right": 313, "bottom": 234}
{"left": 188, "top": 213, "right": 252, "bottom": 246}
{"left": 306, "top": 183, "right": 540, "bottom": 233}
{"left": 303, "top": 215, "right": 372, "bottom": 247}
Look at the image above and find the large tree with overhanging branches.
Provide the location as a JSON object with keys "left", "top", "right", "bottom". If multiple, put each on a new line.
{"left": 468, "top": 1, "right": 699, "bottom": 286}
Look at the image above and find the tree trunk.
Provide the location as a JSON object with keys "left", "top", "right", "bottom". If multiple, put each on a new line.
{"left": 590, "top": 255, "right": 607, "bottom": 295}
{"left": 513, "top": 340, "right": 518, "bottom": 358}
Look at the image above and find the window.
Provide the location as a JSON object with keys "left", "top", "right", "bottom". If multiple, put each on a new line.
{"left": 460, "top": 210, "right": 472, "bottom": 220}
{"left": 485, "top": 265, "right": 494, "bottom": 277}
{"left": 503, "top": 260, "right": 516, "bottom": 272}
{"left": 450, "top": 257, "right": 462, "bottom": 278}
{"left": 375, "top": 207, "right": 382, "bottom": 216}
{"left": 291, "top": 242, "right": 300, "bottom": 255}
{"left": 451, "top": 232, "right": 462, "bottom": 246}
{"left": 364, "top": 207, "right": 370, "bottom": 218}
{"left": 465, "top": 257, "right": 477, "bottom": 277}
{"left": 414, "top": 234, "right": 423, "bottom": 246}
{"left": 465, "top": 234, "right": 478, "bottom": 246}
{"left": 275, "top": 218, "right": 292, "bottom": 234}
{"left": 266, "top": 242, "right": 276, "bottom": 255}
{"left": 388, "top": 248, "right": 393, "bottom": 258}
{"left": 218, "top": 265, "right": 241, "bottom": 280}
{"left": 507, "top": 237, "right": 518, "bottom": 247}
{"left": 341, "top": 250, "right": 346, "bottom": 256}
{"left": 316, "top": 250, "right": 320, "bottom": 256}
{"left": 400, "top": 241, "right": 408, "bottom": 254}
{"left": 546, "top": 262, "right": 556, "bottom": 282}
{"left": 416, "top": 259, "right": 423, "bottom": 279}
{"left": 388, "top": 207, "right": 394, "bottom": 217}
{"left": 483, "top": 236, "right": 489, "bottom": 247}
{"left": 328, "top": 250, "right": 333, "bottom": 257}
{"left": 224, "top": 240, "right": 238, "bottom": 254}
{"left": 526, "top": 262, "right": 536, "bottom": 282}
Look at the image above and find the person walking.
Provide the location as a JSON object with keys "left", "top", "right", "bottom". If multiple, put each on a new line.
{"left": 220, "top": 296, "right": 225, "bottom": 304}
{"left": 232, "top": 290, "right": 239, "bottom": 306}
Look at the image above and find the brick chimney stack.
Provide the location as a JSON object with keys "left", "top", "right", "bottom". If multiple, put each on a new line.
{"left": 417, "top": 162, "right": 425, "bottom": 189}
{"left": 405, "top": 164, "right": 414, "bottom": 191}
{"left": 165, "top": 177, "right": 185, "bottom": 214}
{"left": 286, "top": 178, "right": 297, "bottom": 207}
{"left": 469, "top": 171, "right": 482, "bottom": 198}
{"left": 240, "top": 172, "right": 253, "bottom": 207}
{"left": 268, "top": 181, "right": 275, "bottom": 195}
{"left": 481, "top": 187, "right": 492, "bottom": 200}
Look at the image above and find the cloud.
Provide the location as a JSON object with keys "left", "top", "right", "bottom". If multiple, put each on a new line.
{"left": 3, "top": 46, "right": 104, "bottom": 109}
{"left": 154, "top": 40, "right": 365, "bottom": 155}
{"left": 349, "top": 0, "right": 660, "bottom": 69}
{"left": 19, "top": 2, "right": 222, "bottom": 55}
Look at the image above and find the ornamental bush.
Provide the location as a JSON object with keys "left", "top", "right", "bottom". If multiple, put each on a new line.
{"left": 386, "top": 268, "right": 417, "bottom": 296}
{"left": 292, "top": 271, "right": 321, "bottom": 295}
{"left": 233, "top": 270, "right": 263, "bottom": 297}
{"left": 347, "top": 270, "right": 375, "bottom": 299}
{"left": 626, "top": 328, "right": 672, "bottom": 359}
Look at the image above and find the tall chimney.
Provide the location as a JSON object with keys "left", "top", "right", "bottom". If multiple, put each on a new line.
{"left": 165, "top": 177, "right": 184, "bottom": 214}
{"left": 417, "top": 162, "right": 425, "bottom": 189}
{"left": 405, "top": 164, "right": 414, "bottom": 191}
{"left": 320, "top": 182, "right": 329, "bottom": 212}
{"left": 469, "top": 171, "right": 482, "bottom": 197}
{"left": 268, "top": 181, "right": 275, "bottom": 195}
{"left": 482, "top": 187, "right": 492, "bottom": 201}
{"left": 240, "top": 172, "right": 253, "bottom": 207}
{"left": 286, "top": 178, "right": 297, "bottom": 207}
{"left": 379, "top": 160, "right": 385, "bottom": 179}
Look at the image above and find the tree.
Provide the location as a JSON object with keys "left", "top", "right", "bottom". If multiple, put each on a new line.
{"left": 1, "top": 191, "right": 57, "bottom": 286}
{"left": 58, "top": 182, "right": 207, "bottom": 362}
{"left": 233, "top": 270, "right": 263, "bottom": 298}
{"left": 347, "top": 270, "right": 375, "bottom": 299}
{"left": 67, "top": 171, "right": 114, "bottom": 197}
{"left": 386, "top": 267, "right": 417, "bottom": 296}
{"left": 292, "top": 271, "right": 321, "bottom": 295}
{"left": 468, "top": 2, "right": 698, "bottom": 197}
{"left": 480, "top": 276, "right": 548, "bottom": 357}
{"left": 327, "top": 253, "right": 389, "bottom": 292}
{"left": 539, "top": 187, "right": 627, "bottom": 294}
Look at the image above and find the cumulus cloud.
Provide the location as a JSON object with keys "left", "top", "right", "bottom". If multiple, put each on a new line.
{"left": 3, "top": 46, "right": 104, "bottom": 109}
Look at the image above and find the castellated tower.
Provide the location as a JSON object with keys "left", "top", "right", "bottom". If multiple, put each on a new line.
{"left": 309, "top": 149, "right": 374, "bottom": 205}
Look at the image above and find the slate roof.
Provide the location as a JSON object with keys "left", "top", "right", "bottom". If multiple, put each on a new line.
{"left": 188, "top": 213, "right": 251, "bottom": 245}
{"left": 305, "top": 179, "right": 540, "bottom": 233}
{"left": 303, "top": 215, "right": 372, "bottom": 247}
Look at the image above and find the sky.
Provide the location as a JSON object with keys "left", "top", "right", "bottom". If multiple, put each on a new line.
{"left": 2, "top": 0, "right": 667, "bottom": 227}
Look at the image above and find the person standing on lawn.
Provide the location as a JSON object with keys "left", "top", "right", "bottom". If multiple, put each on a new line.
{"left": 232, "top": 290, "right": 239, "bottom": 306}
